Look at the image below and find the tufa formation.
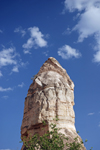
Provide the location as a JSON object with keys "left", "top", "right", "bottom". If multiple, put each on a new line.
{"left": 21, "top": 57, "right": 86, "bottom": 150}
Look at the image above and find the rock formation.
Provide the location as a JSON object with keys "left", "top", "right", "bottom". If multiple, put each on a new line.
{"left": 21, "top": 57, "right": 86, "bottom": 150}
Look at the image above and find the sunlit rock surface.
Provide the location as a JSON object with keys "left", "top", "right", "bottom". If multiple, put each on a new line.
{"left": 21, "top": 57, "right": 86, "bottom": 150}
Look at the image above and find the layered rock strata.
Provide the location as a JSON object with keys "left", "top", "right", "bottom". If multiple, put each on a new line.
{"left": 21, "top": 57, "right": 86, "bottom": 150}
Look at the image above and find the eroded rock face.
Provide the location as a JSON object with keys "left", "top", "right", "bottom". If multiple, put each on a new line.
{"left": 21, "top": 57, "right": 86, "bottom": 150}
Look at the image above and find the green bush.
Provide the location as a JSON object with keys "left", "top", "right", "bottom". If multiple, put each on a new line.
{"left": 21, "top": 121, "right": 92, "bottom": 150}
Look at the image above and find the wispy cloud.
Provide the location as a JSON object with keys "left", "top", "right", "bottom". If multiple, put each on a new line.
{"left": 11, "top": 61, "right": 28, "bottom": 73}
{"left": 2, "top": 95, "right": 9, "bottom": 99}
{"left": 23, "top": 26, "right": 48, "bottom": 54}
{"left": 18, "top": 82, "right": 24, "bottom": 88}
{"left": 63, "top": 0, "right": 100, "bottom": 63}
{"left": 72, "top": 7, "right": 100, "bottom": 43}
{"left": 0, "top": 47, "right": 28, "bottom": 74}
{"left": 0, "top": 149, "right": 11, "bottom": 150}
{"left": 73, "top": 13, "right": 80, "bottom": 21}
{"left": 63, "top": 0, "right": 100, "bottom": 13}
{"left": 0, "top": 70, "right": 3, "bottom": 77}
{"left": 99, "top": 122, "right": 100, "bottom": 127}
{"left": 0, "top": 86, "right": 13, "bottom": 92}
{"left": 58, "top": 45, "right": 81, "bottom": 59}
{"left": 12, "top": 65, "right": 19, "bottom": 72}
{"left": 23, "top": 49, "right": 32, "bottom": 54}
{"left": 88, "top": 112, "right": 95, "bottom": 116}
{"left": 43, "top": 50, "right": 49, "bottom": 56}
{"left": 62, "top": 27, "right": 71, "bottom": 35}
{"left": 93, "top": 50, "right": 100, "bottom": 63}
{"left": 0, "top": 29, "right": 3, "bottom": 33}
{"left": 0, "top": 47, "right": 17, "bottom": 68}
{"left": 14, "top": 26, "right": 26, "bottom": 37}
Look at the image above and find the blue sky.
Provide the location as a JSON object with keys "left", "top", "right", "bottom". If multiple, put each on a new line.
{"left": 0, "top": 0, "right": 100, "bottom": 149}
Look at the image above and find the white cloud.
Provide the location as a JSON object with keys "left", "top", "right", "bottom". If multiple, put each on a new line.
{"left": 73, "top": 6, "right": 100, "bottom": 42}
{"left": 63, "top": 0, "right": 100, "bottom": 63}
{"left": 23, "top": 38, "right": 34, "bottom": 49}
{"left": 93, "top": 33, "right": 100, "bottom": 62}
{"left": 22, "top": 26, "right": 47, "bottom": 53}
{"left": 18, "top": 82, "right": 24, "bottom": 88}
{"left": 0, "top": 47, "right": 17, "bottom": 68}
{"left": 11, "top": 61, "right": 28, "bottom": 73}
{"left": 88, "top": 112, "right": 95, "bottom": 116}
{"left": 14, "top": 27, "right": 26, "bottom": 37}
{"left": 0, "top": 47, "right": 28, "bottom": 74}
{"left": 63, "top": 0, "right": 100, "bottom": 13}
{"left": 0, "top": 86, "right": 13, "bottom": 92}
{"left": 58, "top": 45, "right": 81, "bottom": 59}
{"left": 23, "top": 49, "right": 31, "bottom": 54}
{"left": 12, "top": 66, "right": 19, "bottom": 72}
{"left": 0, "top": 70, "right": 3, "bottom": 77}
{"left": 29, "top": 27, "right": 47, "bottom": 47}
{"left": 93, "top": 50, "right": 100, "bottom": 63}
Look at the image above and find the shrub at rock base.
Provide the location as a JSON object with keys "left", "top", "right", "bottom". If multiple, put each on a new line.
{"left": 21, "top": 121, "right": 93, "bottom": 150}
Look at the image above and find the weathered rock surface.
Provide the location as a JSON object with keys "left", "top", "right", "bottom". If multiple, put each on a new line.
{"left": 21, "top": 57, "right": 86, "bottom": 150}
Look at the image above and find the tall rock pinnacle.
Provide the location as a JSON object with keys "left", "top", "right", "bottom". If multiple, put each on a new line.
{"left": 21, "top": 57, "right": 86, "bottom": 150}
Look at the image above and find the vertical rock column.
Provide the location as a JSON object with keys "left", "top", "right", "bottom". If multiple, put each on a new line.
{"left": 21, "top": 57, "right": 86, "bottom": 150}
